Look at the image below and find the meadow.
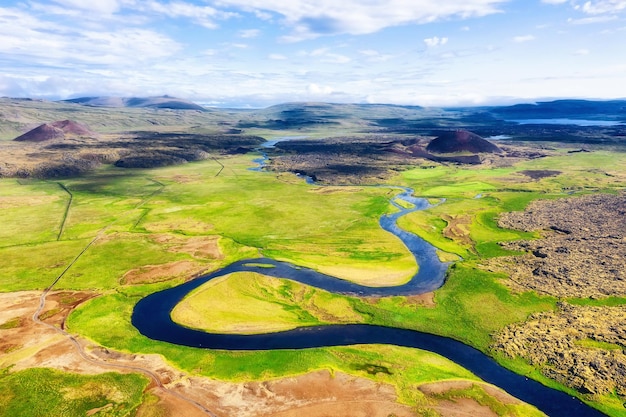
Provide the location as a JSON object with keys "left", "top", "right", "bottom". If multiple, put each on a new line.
{"left": 2, "top": 147, "right": 626, "bottom": 416}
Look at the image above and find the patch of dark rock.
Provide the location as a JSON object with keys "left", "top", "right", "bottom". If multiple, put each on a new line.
{"left": 519, "top": 170, "right": 561, "bottom": 179}
{"left": 550, "top": 225, "right": 572, "bottom": 234}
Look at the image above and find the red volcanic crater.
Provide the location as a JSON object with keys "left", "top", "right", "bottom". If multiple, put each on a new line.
{"left": 14, "top": 120, "right": 96, "bottom": 142}
{"left": 426, "top": 129, "right": 503, "bottom": 154}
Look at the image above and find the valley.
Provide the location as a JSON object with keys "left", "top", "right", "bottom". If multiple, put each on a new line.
{"left": 0, "top": 98, "right": 625, "bottom": 416}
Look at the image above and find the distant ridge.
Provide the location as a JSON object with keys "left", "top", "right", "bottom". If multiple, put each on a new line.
{"left": 426, "top": 129, "right": 503, "bottom": 154}
{"left": 62, "top": 95, "right": 208, "bottom": 111}
{"left": 491, "top": 99, "right": 626, "bottom": 120}
{"left": 14, "top": 120, "right": 96, "bottom": 142}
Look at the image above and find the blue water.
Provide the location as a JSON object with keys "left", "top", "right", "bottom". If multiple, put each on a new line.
{"left": 508, "top": 118, "right": 624, "bottom": 126}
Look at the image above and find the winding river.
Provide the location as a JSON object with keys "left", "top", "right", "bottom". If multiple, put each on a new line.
{"left": 132, "top": 150, "right": 607, "bottom": 417}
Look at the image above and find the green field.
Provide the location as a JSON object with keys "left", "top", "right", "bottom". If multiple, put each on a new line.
{"left": 0, "top": 368, "right": 148, "bottom": 417}
{"left": 2, "top": 148, "right": 626, "bottom": 416}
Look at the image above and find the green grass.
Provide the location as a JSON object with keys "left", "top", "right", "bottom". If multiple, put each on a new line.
{"left": 0, "top": 180, "right": 68, "bottom": 246}
{"left": 0, "top": 368, "right": 148, "bottom": 417}
{"left": 359, "top": 263, "right": 557, "bottom": 350}
{"left": 171, "top": 272, "right": 364, "bottom": 334}
{"left": 4, "top": 149, "right": 626, "bottom": 415}
{"left": 567, "top": 296, "right": 626, "bottom": 307}
{"left": 0, "top": 318, "right": 21, "bottom": 329}
{"left": 575, "top": 339, "right": 624, "bottom": 351}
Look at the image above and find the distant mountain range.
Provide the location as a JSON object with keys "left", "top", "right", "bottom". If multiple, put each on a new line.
{"left": 489, "top": 99, "right": 626, "bottom": 121}
{"left": 56, "top": 96, "right": 626, "bottom": 121}
{"left": 61, "top": 95, "right": 208, "bottom": 111}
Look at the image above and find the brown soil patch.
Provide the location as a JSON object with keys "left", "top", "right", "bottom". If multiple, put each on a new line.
{"left": 136, "top": 387, "right": 209, "bottom": 417}
{"left": 403, "top": 292, "right": 436, "bottom": 308}
{"left": 434, "top": 398, "right": 498, "bottom": 417}
{"left": 442, "top": 214, "right": 473, "bottom": 247}
{"left": 166, "top": 174, "right": 202, "bottom": 184}
{"left": 0, "top": 291, "right": 111, "bottom": 374}
{"left": 419, "top": 380, "right": 524, "bottom": 417}
{"left": 0, "top": 195, "right": 60, "bottom": 209}
{"left": 121, "top": 260, "right": 208, "bottom": 285}
{"left": 173, "top": 370, "right": 418, "bottom": 417}
{"left": 151, "top": 234, "right": 223, "bottom": 259}
{"left": 419, "top": 380, "right": 521, "bottom": 404}
{"left": 365, "top": 292, "right": 436, "bottom": 308}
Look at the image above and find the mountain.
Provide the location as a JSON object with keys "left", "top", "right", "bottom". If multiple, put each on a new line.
{"left": 14, "top": 119, "right": 96, "bottom": 142}
{"left": 62, "top": 95, "right": 208, "bottom": 111}
{"left": 426, "top": 129, "right": 503, "bottom": 154}
{"left": 490, "top": 99, "right": 626, "bottom": 121}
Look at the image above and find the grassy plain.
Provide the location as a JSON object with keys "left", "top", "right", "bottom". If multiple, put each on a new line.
{"left": 171, "top": 272, "right": 364, "bottom": 333}
{"left": 0, "top": 368, "right": 148, "bottom": 417}
{"left": 3, "top": 146, "right": 626, "bottom": 416}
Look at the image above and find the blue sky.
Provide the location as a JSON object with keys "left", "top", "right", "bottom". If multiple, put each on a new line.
{"left": 0, "top": 0, "right": 625, "bottom": 107}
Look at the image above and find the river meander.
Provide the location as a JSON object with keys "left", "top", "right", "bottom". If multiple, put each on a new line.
{"left": 132, "top": 149, "right": 606, "bottom": 417}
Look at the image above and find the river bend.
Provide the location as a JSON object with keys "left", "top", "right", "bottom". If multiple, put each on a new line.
{"left": 132, "top": 177, "right": 606, "bottom": 417}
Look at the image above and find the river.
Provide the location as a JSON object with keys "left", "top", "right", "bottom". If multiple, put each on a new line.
{"left": 132, "top": 145, "right": 606, "bottom": 417}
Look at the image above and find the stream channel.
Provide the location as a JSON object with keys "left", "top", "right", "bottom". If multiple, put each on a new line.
{"left": 132, "top": 139, "right": 606, "bottom": 417}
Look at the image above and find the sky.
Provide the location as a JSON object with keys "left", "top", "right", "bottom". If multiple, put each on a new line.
{"left": 0, "top": 0, "right": 625, "bottom": 107}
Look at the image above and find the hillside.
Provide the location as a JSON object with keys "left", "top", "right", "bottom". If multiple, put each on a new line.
{"left": 14, "top": 120, "right": 96, "bottom": 142}
{"left": 489, "top": 99, "right": 626, "bottom": 121}
{"left": 62, "top": 95, "right": 208, "bottom": 111}
{"left": 426, "top": 129, "right": 504, "bottom": 154}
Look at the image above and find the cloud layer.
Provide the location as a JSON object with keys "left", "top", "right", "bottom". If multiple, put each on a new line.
{"left": 1, "top": 0, "right": 625, "bottom": 106}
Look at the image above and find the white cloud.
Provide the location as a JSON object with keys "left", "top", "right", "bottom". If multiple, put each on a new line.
{"left": 51, "top": 0, "right": 122, "bottom": 14}
{"left": 299, "top": 47, "right": 350, "bottom": 64}
{"left": 134, "top": 1, "right": 235, "bottom": 29}
{"left": 322, "top": 53, "right": 350, "bottom": 64}
{"left": 424, "top": 36, "right": 448, "bottom": 47}
{"left": 580, "top": 0, "right": 626, "bottom": 14}
{"left": 574, "top": 48, "right": 590, "bottom": 55}
{"left": 0, "top": 7, "right": 180, "bottom": 67}
{"left": 269, "top": 53, "right": 288, "bottom": 60}
{"left": 215, "top": 0, "right": 506, "bottom": 39}
{"left": 309, "top": 47, "right": 329, "bottom": 57}
{"left": 513, "top": 34, "right": 535, "bottom": 42}
{"left": 567, "top": 14, "right": 618, "bottom": 23}
{"left": 307, "top": 83, "right": 334, "bottom": 95}
{"left": 541, "top": 0, "right": 568, "bottom": 4}
{"left": 40, "top": 1, "right": 237, "bottom": 29}
{"left": 239, "top": 29, "right": 261, "bottom": 38}
{"left": 359, "top": 49, "right": 393, "bottom": 62}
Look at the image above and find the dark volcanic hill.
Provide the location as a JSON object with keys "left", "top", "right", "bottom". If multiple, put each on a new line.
{"left": 426, "top": 129, "right": 504, "bottom": 154}
{"left": 62, "top": 95, "right": 207, "bottom": 111}
{"left": 14, "top": 120, "right": 96, "bottom": 142}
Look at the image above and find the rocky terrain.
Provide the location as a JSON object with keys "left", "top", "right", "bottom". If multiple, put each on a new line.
{"left": 491, "top": 192, "right": 626, "bottom": 298}
{"left": 487, "top": 192, "right": 626, "bottom": 400}
{"left": 269, "top": 134, "right": 549, "bottom": 185}
{"left": 492, "top": 302, "right": 626, "bottom": 397}
{"left": 1, "top": 130, "right": 263, "bottom": 178}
